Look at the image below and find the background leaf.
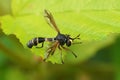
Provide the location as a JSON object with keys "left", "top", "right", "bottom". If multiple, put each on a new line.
{"left": 0, "top": 0, "right": 11, "bottom": 16}
{"left": 1, "top": 0, "right": 120, "bottom": 64}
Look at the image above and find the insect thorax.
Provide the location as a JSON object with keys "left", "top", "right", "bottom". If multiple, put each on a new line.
{"left": 56, "top": 34, "right": 67, "bottom": 45}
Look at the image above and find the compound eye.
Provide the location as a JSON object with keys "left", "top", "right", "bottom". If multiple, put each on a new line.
{"left": 66, "top": 40, "right": 72, "bottom": 47}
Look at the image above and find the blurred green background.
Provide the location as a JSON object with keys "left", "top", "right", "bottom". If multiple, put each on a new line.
{"left": 0, "top": 0, "right": 120, "bottom": 80}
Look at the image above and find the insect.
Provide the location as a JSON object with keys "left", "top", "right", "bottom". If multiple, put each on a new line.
{"left": 27, "top": 10, "right": 81, "bottom": 64}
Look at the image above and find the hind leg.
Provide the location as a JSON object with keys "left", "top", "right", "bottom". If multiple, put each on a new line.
{"left": 58, "top": 45, "right": 64, "bottom": 64}
{"left": 61, "top": 46, "right": 77, "bottom": 58}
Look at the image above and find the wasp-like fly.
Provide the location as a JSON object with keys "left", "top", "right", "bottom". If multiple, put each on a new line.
{"left": 27, "top": 10, "right": 81, "bottom": 64}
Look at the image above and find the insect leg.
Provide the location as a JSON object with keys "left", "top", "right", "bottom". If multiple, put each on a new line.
{"left": 61, "top": 46, "right": 77, "bottom": 58}
{"left": 72, "top": 42, "right": 82, "bottom": 45}
{"left": 58, "top": 45, "right": 64, "bottom": 64}
{"left": 72, "top": 34, "right": 80, "bottom": 40}
{"left": 43, "top": 48, "right": 52, "bottom": 61}
{"left": 43, "top": 41, "right": 59, "bottom": 61}
{"left": 50, "top": 41, "right": 59, "bottom": 55}
{"left": 43, "top": 41, "right": 59, "bottom": 62}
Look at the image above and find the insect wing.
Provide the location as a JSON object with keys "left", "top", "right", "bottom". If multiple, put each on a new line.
{"left": 44, "top": 10, "right": 60, "bottom": 33}
{"left": 44, "top": 41, "right": 59, "bottom": 60}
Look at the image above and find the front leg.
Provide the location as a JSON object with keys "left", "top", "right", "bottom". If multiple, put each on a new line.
{"left": 72, "top": 42, "right": 82, "bottom": 45}
{"left": 72, "top": 34, "right": 80, "bottom": 40}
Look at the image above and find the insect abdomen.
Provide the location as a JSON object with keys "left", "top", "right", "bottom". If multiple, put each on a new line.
{"left": 27, "top": 37, "right": 45, "bottom": 48}
{"left": 45, "top": 38, "right": 56, "bottom": 42}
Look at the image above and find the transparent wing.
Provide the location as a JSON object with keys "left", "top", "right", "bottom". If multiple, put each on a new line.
{"left": 44, "top": 10, "right": 60, "bottom": 34}
{"left": 44, "top": 41, "right": 59, "bottom": 61}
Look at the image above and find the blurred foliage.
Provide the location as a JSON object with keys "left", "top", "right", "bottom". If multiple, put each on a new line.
{"left": 0, "top": 0, "right": 120, "bottom": 80}
{"left": 0, "top": 0, "right": 11, "bottom": 16}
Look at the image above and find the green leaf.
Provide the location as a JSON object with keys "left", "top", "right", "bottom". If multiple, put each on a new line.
{"left": 1, "top": 0, "right": 120, "bottom": 64}
{"left": 0, "top": 0, "right": 11, "bottom": 16}
{"left": 11, "top": 0, "right": 120, "bottom": 16}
